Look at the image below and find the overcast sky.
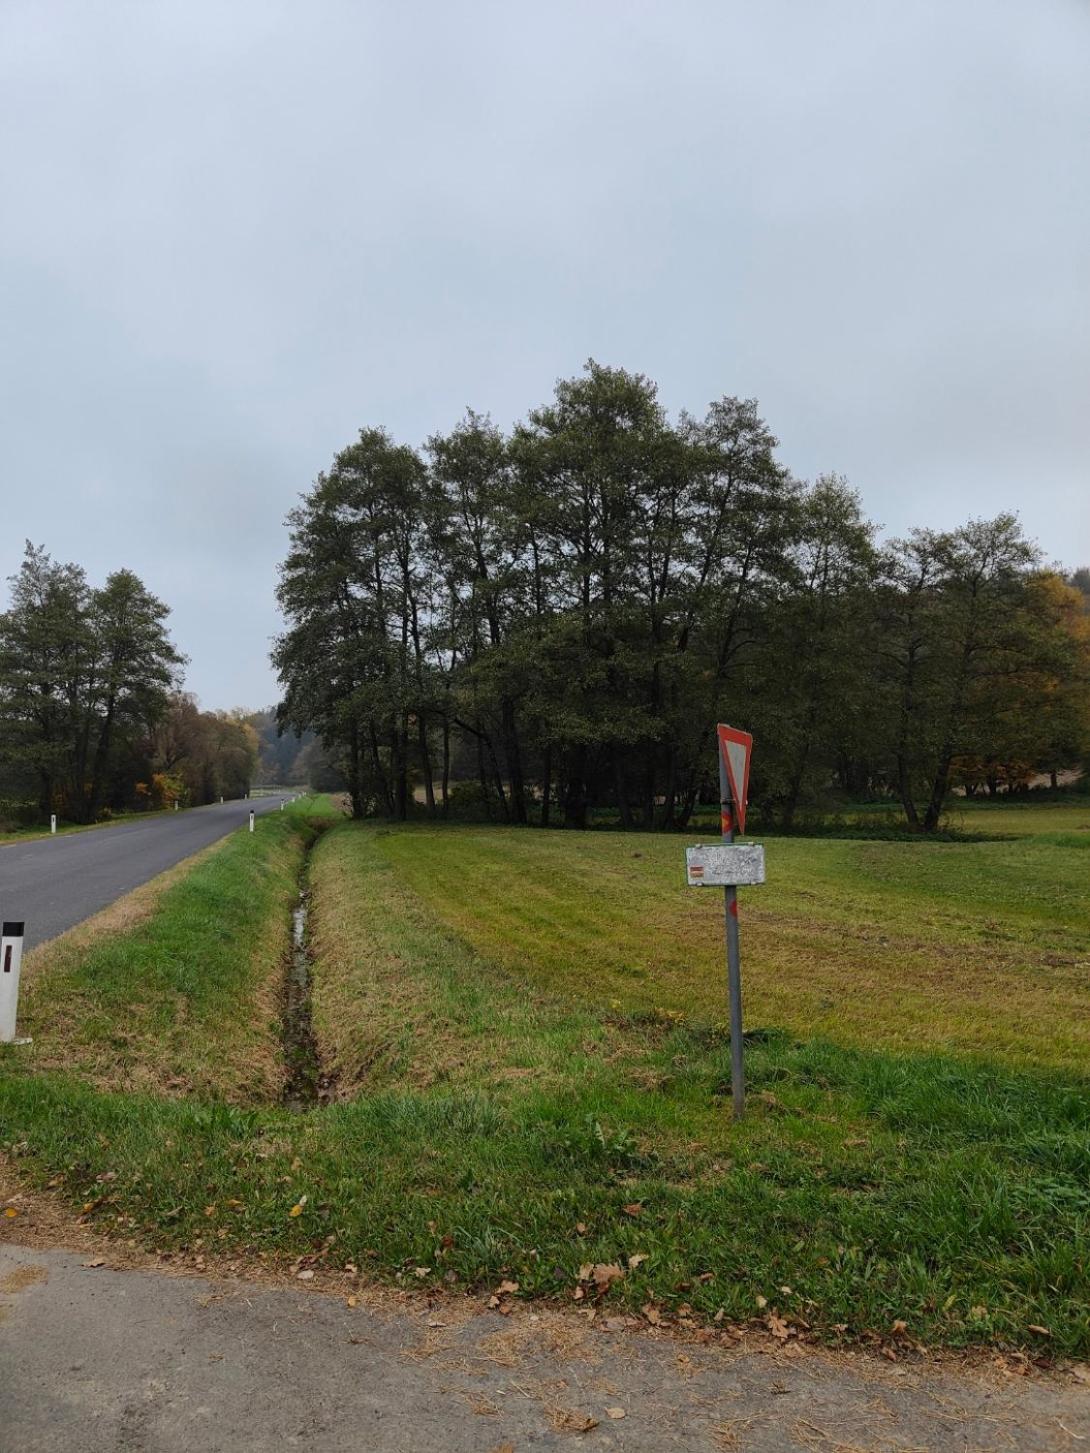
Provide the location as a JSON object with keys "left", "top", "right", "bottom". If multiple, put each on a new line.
{"left": 2, "top": 1, "right": 1087, "bottom": 708}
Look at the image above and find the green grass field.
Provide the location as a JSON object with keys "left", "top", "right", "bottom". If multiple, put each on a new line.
{"left": 2, "top": 800, "right": 1088, "bottom": 1357}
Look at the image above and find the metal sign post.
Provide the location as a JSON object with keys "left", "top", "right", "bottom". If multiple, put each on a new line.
{"left": 719, "top": 750, "right": 745, "bottom": 1120}
{"left": 685, "top": 724, "right": 763, "bottom": 1121}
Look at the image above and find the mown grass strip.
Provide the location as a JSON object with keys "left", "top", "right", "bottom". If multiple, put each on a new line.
{"left": 368, "top": 822, "right": 1090, "bottom": 1071}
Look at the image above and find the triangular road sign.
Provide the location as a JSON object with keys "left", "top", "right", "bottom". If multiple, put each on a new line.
{"left": 717, "top": 724, "right": 753, "bottom": 835}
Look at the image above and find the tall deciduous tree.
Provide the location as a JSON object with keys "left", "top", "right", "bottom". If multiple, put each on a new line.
{"left": 0, "top": 544, "right": 183, "bottom": 822}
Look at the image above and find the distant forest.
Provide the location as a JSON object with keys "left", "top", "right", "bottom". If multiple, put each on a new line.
{"left": 2, "top": 363, "right": 1087, "bottom": 832}
{"left": 275, "top": 361, "right": 1090, "bottom": 833}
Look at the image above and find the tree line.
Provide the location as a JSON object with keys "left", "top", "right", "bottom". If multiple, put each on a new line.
{"left": 0, "top": 545, "right": 258, "bottom": 825}
{"left": 275, "top": 361, "right": 1090, "bottom": 832}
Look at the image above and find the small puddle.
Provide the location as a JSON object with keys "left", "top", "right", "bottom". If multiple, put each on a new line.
{"left": 281, "top": 887, "right": 327, "bottom": 1112}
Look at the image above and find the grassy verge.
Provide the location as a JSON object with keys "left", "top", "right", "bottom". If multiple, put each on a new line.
{"left": 0, "top": 806, "right": 182, "bottom": 845}
{"left": 12, "top": 798, "right": 334, "bottom": 1101}
{"left": 2, "top": 809, "right": 1088, "bottom": 1359}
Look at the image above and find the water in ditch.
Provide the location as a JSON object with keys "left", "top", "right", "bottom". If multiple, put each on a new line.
{"left": 281, "top": 888, "right": 326, "bottom": 1112}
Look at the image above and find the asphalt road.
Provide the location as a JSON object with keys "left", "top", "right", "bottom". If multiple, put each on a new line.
{"left": 0, "top": 797, "right": 290, "bottom": 950}
{"left": 1, "top": 1242, "right": 1086, "bottom": 1452}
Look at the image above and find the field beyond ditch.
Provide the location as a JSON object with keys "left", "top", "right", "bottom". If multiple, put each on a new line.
{"left": 2, "top": 801, "right": 1088, "bottom": 1358}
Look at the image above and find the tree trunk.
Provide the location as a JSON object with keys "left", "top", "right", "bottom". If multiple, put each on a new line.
{"left": 86, "top": 697, "right": 117, "bottom": 822}
{"left": 540, "top": 745, "right": 552, "bottom": 828}
{"left": 657, "top": 746, "right": 678, "bottom": 831}
{"left": 562, "top": 749, "right": 587, "bottom": 830}
{"left": 484, "top": 732, "right": 510, "bottom": 822}
{"left": 395, "top": 716, "right": 409, "bottom": 820}
{"left": 501, "top": 698, "right": 527, "bottom": 824}
{"left": 641, "top": 756, "right": 656, "bottom": 830}
{"left": 441, "top": 720, "right": 451, "bottom": 817}
{"left": 923, "top": 749, "right": 954, "bottom": 832}
{"left": 675, "top": 782, "right": 699, "bottom": 830}
{"left": 417, "top": 714, "right": 436, "bottom": 817}
{"left": 475, "top": 729, "right": 492, "bottom": 816}
{"left": 613, "top": 756, "right": 634, "bottom": 830}
{"left": 896, "top": 752, "right": 920, "bottom": 830}
{"left": 347, "top": 720, "right": 365, "bottom": 818}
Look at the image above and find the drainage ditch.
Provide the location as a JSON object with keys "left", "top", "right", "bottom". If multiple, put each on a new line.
{"left": 281, "top": 845, "right": 332, "bottom": 1112}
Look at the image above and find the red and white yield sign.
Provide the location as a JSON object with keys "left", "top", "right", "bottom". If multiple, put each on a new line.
{"left": 717, "top": 724, "right": 753, "bottom": 835}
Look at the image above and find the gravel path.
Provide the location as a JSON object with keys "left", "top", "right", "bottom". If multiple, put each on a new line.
{"left": 1, "top": 1241, "right": 1086, "bottom": 1452}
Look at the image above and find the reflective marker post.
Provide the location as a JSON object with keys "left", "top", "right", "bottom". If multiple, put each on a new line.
{"left": 50, "top": 814, "right": 57, "bottom": 835}
{"left": 0, "top": 921, "right": 28, "bottom": 1044}
{"left": 248, "top": 810, "right": 255, "bottom": 834}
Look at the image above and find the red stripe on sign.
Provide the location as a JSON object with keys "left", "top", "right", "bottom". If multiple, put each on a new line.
{"left": 720, "top": 809, "right": 733, "bottom": 835}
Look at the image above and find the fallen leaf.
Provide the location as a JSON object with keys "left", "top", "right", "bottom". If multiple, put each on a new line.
{"left": 891, "top": 1318, "right": 908, "bottom": 1335}
{"left": 297, "top": 1269, "right": 315, "bottom": 1281}
{"left": 2, "top": 1207, "right": 17, "bottom": 1219}
{"left": 590, "top": 1263, "right": 624, "bottom": 1289}
{"left": 622, "top": 1203, "right": 642, "bottom": 1217}
{"left": 288, "top": 1202, "right": 305, "bottom": 1218}
{"left": 346, "top": 1295, "right": 358, "bottom": 1308}
{"left": 83, "top": 1258, "right": 106, "bottom": 1268}
{"left": 628, "top": 1253, "right": 648, "bottom": 1269}
{"left": 605, "top": 1407, "right": 626, "bottom": 1420}
{"left": 768, "top": 1314, "right": 791, "bottom": 1341}
{"left": 497, "top": 1279, "right": 519, "bottom": 1295}
{"left": 642, "top": 1303, "right": 662, "bottom": 1325}
{"left": 575, "top": 1222, "right": 587, "bottom": 1234}
{"left": 1027, "top": 1324, "right": 1052, "bottom": 1337}
{"left": 413, "top": 1267, "right": 431, "bottom": 1279}
{"left": 755, "top": 1294, "right": 768, "bottom": 1309}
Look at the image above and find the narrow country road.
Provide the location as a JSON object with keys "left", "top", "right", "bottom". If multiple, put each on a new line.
{"left": 0, "top": 797, "right": 290, "bottom": 949}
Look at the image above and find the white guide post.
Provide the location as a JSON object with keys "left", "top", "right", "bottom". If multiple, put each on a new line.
{"left": 248, "top": 810, "right": 255, "bottom": 833}
{"left": 50, "top": 814, "right": 57, "bottom": 835}
{"left": 0, "top": 921, "right": 27, "bottom": 1044}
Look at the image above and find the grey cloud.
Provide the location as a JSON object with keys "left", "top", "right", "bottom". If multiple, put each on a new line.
{"left": 2, "top": 0, "right": 1086, "bottom": 705}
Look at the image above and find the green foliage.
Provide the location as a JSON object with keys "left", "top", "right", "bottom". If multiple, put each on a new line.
{"left": 274, "top": 365, "right": 1088, "bottom": 834}
{"left": 0, "top": 543, "right": 184, "bottom": 823}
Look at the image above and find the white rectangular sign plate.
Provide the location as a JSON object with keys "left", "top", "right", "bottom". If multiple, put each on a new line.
{"left": 685, "top": 843, "right": 766, "bottom": 887}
